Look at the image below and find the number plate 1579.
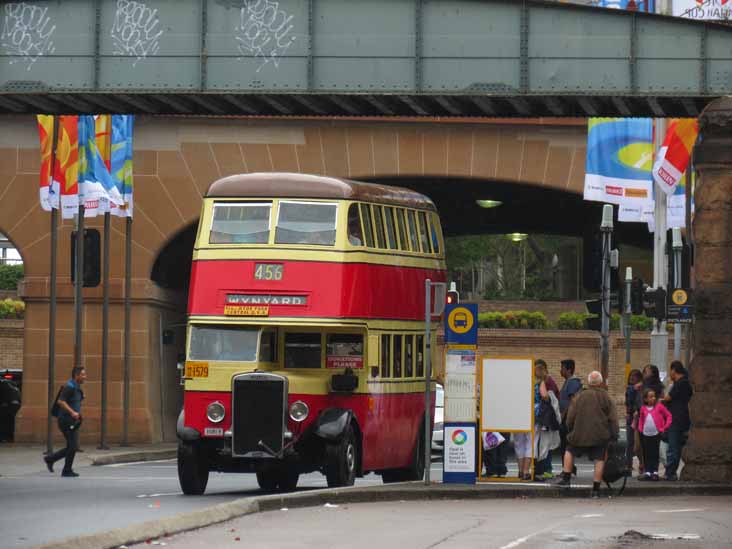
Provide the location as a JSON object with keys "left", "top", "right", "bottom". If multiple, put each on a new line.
{"left": 185, "top": 362, "right": 209, "bottom": 378}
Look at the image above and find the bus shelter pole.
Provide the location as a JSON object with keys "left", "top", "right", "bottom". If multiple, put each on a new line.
{"left": 424, "top": 279, "right": 432, "bottom": 485}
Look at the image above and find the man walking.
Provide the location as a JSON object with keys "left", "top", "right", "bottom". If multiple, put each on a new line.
{"left": 663, "top": 361, "right": 693, "bottom": 481}
{"left": 44, "top": 366, "right": 86, "bottom": 477}
{"left": 558, "top": 359, "right": 582, "bottom": 467}
{"left": 556, "top": 371, "right": 618, "bottom": 498}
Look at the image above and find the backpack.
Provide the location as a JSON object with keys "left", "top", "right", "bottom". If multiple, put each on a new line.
{"left": 50, "top": 386, "right": 64, "bottom": 417}
{"left": 602, "top": 440, "right": 629, "bottom": 495}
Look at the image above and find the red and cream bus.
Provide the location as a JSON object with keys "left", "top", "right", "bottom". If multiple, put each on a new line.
{"left": 177, "top": 173, "right": 446, "bottom": 494}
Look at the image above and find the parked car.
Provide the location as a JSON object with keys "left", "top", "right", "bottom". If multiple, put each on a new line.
{"left": 0, "top": 369, "right": 21, "bottom": 442}
{"left": 432, "top": 383, "right": 444, "bottom": 457}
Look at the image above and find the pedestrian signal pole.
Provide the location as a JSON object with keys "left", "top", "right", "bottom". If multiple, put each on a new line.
{"left": 624, "top": 267, "right": 632, "bottom": 382}
{"left": 423, "top": 279, "right": 446, "bottom": 485}
{"left": 600, "top": 204, "right": 613, "bottom": 382}
{"left": 672, "top": 228, "right": 683, "bottom": 361}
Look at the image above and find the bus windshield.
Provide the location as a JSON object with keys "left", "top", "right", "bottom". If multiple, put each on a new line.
{"left": 275, "top": 201, "right": 337, "bottom": 245}
{"left": 189, "top": 325, "right": 260, "bottom": 361}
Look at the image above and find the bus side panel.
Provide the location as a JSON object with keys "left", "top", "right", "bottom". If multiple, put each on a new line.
{"left": 187, "top": 260, "right": 445, "bottom": 320}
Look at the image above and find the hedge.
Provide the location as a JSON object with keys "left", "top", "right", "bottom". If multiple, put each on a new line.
{"left": 478, "top": 310, "right": 654, "bottom": 331}
{"left": 0, "top": 264, "right": 23, "bottom": 290}
{"left": 0, "top": 298, "right": 24, "bottom": 319}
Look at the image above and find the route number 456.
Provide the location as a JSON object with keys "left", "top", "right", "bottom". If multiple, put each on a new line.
{"left": 254, "top": 263, "right": 283, "bottom": 280}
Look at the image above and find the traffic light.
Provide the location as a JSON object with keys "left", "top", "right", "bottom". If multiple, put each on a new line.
{"left": 70, "top": 229, "right": 101, "bottom": 288}
{"left": 584, "top": 298, "right": 601, "bottom": 332}
{"left": 642, "top": 287, "right": 667, "bottom": 321}
{"left": 446, "top": 289, "right": 459, "bottom": 305}
{"left": 630, "top": 278, "right": 645, "bottom": 315}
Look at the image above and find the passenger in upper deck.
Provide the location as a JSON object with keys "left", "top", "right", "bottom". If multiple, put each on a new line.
{"left": 347, "top": 209, "right": 363, "bottom": 246}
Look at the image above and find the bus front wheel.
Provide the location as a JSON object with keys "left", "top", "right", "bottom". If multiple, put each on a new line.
{"left": 325, "top": 424, "right": 357, "bottom": 487}
{"left": 256, "top": 471, "right": 278, "bottom": 492}
{"left": 178, "top": 442, "right": 209, "bottom": 495}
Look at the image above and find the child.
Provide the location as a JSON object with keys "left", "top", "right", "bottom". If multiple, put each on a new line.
{"left": 637, "top": 388, "right": 672, "bottom": 481}
{"left": 625, "top": 369, "right": 643, "bottom": 472}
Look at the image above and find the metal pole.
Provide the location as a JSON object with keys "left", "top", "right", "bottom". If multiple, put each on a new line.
{"left": 424, "top": 279, "right": 432, "bottom": 485}
{"left": 684, "top": 162, "right": 693, "bottom": 367}
{"left": 74, "top": 206, "right": 85, "bottom": 370}
{"left": 99, "top": 212, "right": 110, "bottom": 449}
{"left": 624, "top": 267, "right": 632, "bottom": 380}
{"left": 45, "top": 117, "right": 59, "bottom": 456}
{"left": 122, "top": 216, "right": 132, "bottom": 445}
{"left": 672, "top": 228, "right": 683, "bottom": 361}
{"left": 600, "top": 228, "right": 611, "bottom": 382}
{"left": 651, "top": 118, "right": 669, "bottom": 376}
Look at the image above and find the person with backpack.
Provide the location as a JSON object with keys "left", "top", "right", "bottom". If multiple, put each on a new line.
{"left": 556, "top": 371, "right": 619, "bottom": 498}
{"left": 533, "top": 359, "right": 560, "bottom": 480}
{"left": 558, "top": 359, "right": 582, "bottom": 474}
{"left": 43, "top": 366, "right": 86, "bottom": 477}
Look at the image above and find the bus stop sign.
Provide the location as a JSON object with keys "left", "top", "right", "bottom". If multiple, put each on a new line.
{"left": 445, "top": 303, "right": 478, "bottom": 345}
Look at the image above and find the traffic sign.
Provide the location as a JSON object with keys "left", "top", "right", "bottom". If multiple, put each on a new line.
{"left": 667, "top": 288, "right": 694, "bottom": 324}
{"left": 444, "top": 303, "right": 478, "bottom": 345}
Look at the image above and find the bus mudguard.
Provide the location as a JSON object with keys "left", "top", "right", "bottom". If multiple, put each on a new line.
{"left": 313, "top": 408, "right": 354, "bottom": 441}
{"left": 176, "top": 410, "right": 201, "bottom": 441}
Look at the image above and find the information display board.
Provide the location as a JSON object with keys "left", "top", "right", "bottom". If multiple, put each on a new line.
{"left": 478, "top": 357, "right": 534, "bottom": 483}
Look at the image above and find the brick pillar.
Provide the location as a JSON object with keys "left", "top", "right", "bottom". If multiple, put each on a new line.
{"left": 683, "top": 98, "right": 732, "bottom": 482}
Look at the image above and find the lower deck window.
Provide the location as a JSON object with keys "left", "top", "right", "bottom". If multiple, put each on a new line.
{"left": 284, "top": 333, "right": 321, "bottom": 368}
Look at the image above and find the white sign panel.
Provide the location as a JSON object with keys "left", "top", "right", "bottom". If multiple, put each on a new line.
{"left": 480, "top": 357, "right": 533, "bottom": 432}
{"left": 444, "top": 425, "right": 476, "bottom": 473}
{"left": 674, "top": 0, "right": 732, "bottom": 20}
{"left": 445, "top": 396, "right": 476, "bottom": 423}
{"left": 445, "top": 374, "right": 476, "bottom": 399}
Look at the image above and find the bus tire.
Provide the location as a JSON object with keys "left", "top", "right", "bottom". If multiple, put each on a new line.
{"left": 177, "top": 441, "right": 209, "bottom": 495}
{"left": 325, "top": 424, "right": 357, "bottom": 487}
{"left": 256, "top": 471, "right": 279, "bottom": 492}
{"left": 277, "top": 470, "right": 300, "bottom": 492}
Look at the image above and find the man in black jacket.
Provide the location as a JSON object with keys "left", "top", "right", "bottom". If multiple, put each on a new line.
{"left": 663, "top": 361, "right": 693, "bottom": 481}
{"left": 44, "top": 366, "right": 86, "bottom": 477}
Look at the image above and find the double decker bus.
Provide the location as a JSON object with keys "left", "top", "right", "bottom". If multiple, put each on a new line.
{"left": 177, "top": 173, "right": 446, "bottom": 494}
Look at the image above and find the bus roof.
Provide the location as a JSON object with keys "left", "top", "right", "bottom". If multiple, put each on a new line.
{"left": 206, "top": 173, "right": 437, "bottom": 211}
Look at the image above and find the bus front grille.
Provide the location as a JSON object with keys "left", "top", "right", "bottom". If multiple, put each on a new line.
{"left": 231, "top": 373, "right": 287, "bottom": 458}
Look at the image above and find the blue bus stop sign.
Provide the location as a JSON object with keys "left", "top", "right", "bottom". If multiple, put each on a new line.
{"left": 444, "top": 303, "right": 478, "bottom": 346}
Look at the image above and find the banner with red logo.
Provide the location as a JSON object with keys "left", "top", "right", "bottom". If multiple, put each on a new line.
{"left": 36, "top": 115, "right": 56, "bottom": 211}
{"left": 53, "top": 116, "right": 80, "bottom": 219}
{"left": 652, "top": 119, "right": 699, "bottom": 197}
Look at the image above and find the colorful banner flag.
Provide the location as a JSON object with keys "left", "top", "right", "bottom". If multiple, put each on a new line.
{"left": 37, "top": 115, "right": 56, "bottom": 211}
{"left": 109, "top": 115, "right": 134, "bottom": 218}
{"left": 584, "top": 118, "right": 654, "bottom": 221}
{"left": 53, "top": 116, "right": 80, "bottom": 219}
{"left": 78, "top": 115, "right": 123, "bottom": 217}
{"left": 652, "top": 119, "right": 699, "bottom": 197}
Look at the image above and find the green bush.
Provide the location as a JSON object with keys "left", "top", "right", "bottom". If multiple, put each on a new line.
{"left": 555, "top": 312, "right": 587, "bottom": 330}
{"left": 630, "top": 315, "right": 654, "bottom": 331}
{"left": 477, "top": 310, "right": 548, "bottom": 329}
{"left": 0, "top": 264, "right": 23, "bottom": 290}
{"left": 0, "top": 298, "right": 24, "bottom": 319}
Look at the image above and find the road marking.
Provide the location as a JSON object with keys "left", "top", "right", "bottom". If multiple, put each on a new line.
{"left": 107, "top": 459, "right": 176, "bottom": 467}
{"left": 653, "top": 508, "right": 705, "bottom": 513}
{"left": 136, "top": 492, "right": 181, "bottom": 498}
{"left": 576, "top": 514, "right": 604, "bottom": 518}
{"left": 649, "top": 534, "right": 701, "bottom": 540}
{"left": 499, "top": 524, "right": 559, "bottom": 549}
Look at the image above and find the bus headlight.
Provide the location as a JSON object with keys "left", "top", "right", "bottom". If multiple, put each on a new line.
{"left": 206, "top": 401, "right": 225, "bottom": 423}
{"left": 289, "top": 400, "right": 309, "bottom": 422}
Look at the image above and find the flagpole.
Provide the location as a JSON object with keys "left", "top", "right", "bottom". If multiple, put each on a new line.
{"left": 45, "top": 116, "right": 59, "bottom": 456}
{"left": 651, "top": 118, "right": 669, "bottom": 378}
{"left": 99, "top": 209, "right": 110, "bottom": 449}
{"left": 74, "top": 205, "right": 85, "bottom": 372}
{"left": 122, "top": 215, "right": 131, "bottom": 446}
{"left": 100, "top": 117, "right": 112, "bottom": 450}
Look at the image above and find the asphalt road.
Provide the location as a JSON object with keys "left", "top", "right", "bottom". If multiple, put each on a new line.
{"left": 129, "top": 496, "right": 732, "bottom": 549}
{"left": 0, "top": 458, "right": 447, "bottom": 548}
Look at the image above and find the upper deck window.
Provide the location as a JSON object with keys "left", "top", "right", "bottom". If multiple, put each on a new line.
{"left": 417, "top": 211, "right": 432, "bottom": 253}
{"left": 360, "top": 203, "right": 375, "bottom": 247}
{"left": 383, "top": 207, "right": 398, "bottom": 249}
{"left": 210, "top": 202, "right": 271, "bottom": 244}
{"left": 284, "top": 332, "right": 321, "bottom": 368}
{"left": 188, "top": 325, "right": 259, "bottom": 361}
{"left": 275, "top": 201, "right": 337, "bottom": 246}
{"left": 347, "top": 203, "right": 364, "bottom": 246}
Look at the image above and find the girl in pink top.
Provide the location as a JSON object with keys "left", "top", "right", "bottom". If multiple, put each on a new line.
{"left": 637, "top": 388, "right": 672, "bottom": 481}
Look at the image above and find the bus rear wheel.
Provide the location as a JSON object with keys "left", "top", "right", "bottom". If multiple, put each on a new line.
{"left": 178, "top": 442, "right": 209, "bottom": 495}
{"left": 325, "top": 424, "right": 357, "bottom": 487}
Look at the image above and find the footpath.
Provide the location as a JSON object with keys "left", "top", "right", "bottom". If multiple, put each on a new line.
{"left": 2, "top": 443, "right": 731, "bottom": 549}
